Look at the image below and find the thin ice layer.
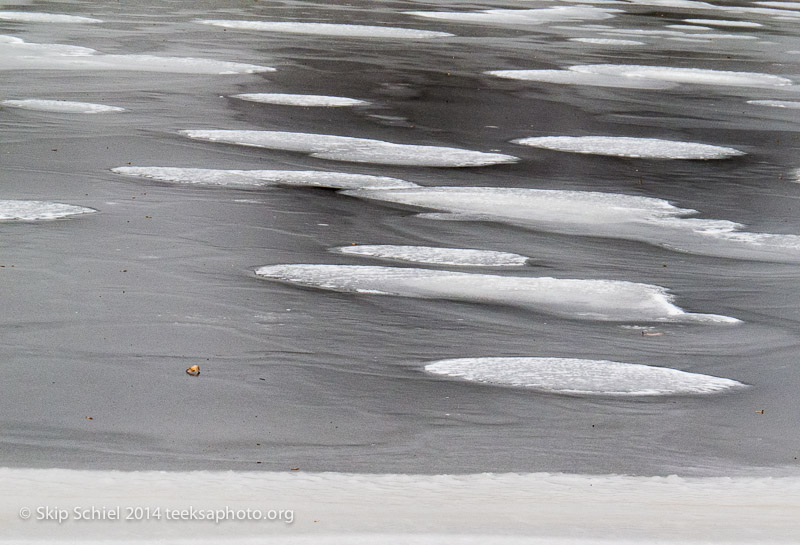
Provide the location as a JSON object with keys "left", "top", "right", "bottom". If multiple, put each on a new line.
{"left": 332, "top": 245, "right": 529, "bottom": 266}
{"left": 405, "top": 6, "right": 621, "bottom": 25}
{"left": 747, "top": 100, "right": 800, "bottom": 109}
{"left": 232, "top": 93, "right": 368, "bottom": 107}
{"left": 255, "top": 264, "right": 739, "bottom": 323}
{"left": 568, "top": 38, "right": 645, "bottom": 45}
{"left": 1, "top": 99, "right": 124, "bottom": 113}
{"left": 0, "top": 200, "right": 95, "bottom": 220}
{"left": 424, "top": 357, "right": 745, "bottom": 395}
{"left": 343, "top": 187, "right": 800, "bottom": 263}
{"left": 683, "top": 18, "right": 763, "bottom": 27}
{"left": 0, "top": 11, "right": 101, "bottom": 23}
{"left": 569, "top": 64, "right": 794, "bottom": 87}
{"left": 512, "top": 136, "right": 745, "bottom": 159}
{"left": 181, "top": 130, "right": 519, "bottom": 167}
{"left": 111, "top": 167, "right": 418, "bottom": 190}
{"left": 486, "top": 69, "right": 677, "bottom": 90}
{"left": 196, "top": 20, "right": 454, "bottom": 39}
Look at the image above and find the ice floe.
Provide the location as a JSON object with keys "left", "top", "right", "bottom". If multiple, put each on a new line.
{"left": 111, "top": 167, "right": 418, "bottom": 190}
{"left": 424, "top": 357, "right": 745, "bottom": 395}
{"left": 682, "top": 18, "right": 763, "bottom": 27}
{"left": 569, "top": 37, "right": 645, "bottom": 45}
{"left": 747, "top": 99, "right": 800, "bottom": 109}
{"left": 0, "top": 11, "right": 101, "bottom": 23}
{"left": 569, "top": 64, "right": 793, "bottom": 87}
{"left": 0, "top": 35, "right": 273, "bottom": 74}
{"left": 1, "top": 99, "right": 124, "bottom": 113}
{"left": 405, "top": 6, "right": 621, "bottom": 25}
{"left": 180, "top": 130, "right": 519, "bottom": 167}
{"left": 196, "top": 20, "right": 454, "bottom": 39}
{"left": 332, "top": 245, "right": 529, "bottom": 267}
{"left": 254, "top": 264, "right": 739, "bottom": 323}
{"left": 486, "top": 69, "right": 677, "bottom": 90}
{"left": 343, "top": 187, "right": 800, "bottom": 263}
{"left": 754, "top": 1, "right": 800, "bottom": 9}
{"left": 0, "top": 200, "right": 95, "bottom": 221}
{"left": 512, "top": 136, "right": 745, "bottom": 160}
{"left": 232, "top": 93, "right": 368, "bottom": 107}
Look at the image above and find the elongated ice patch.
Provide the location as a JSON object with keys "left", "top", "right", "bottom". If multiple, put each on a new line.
{"left": 1, "top": 99, "right": 124, "bottom": 113}
{"left": 332, "top": 245, "right": 529, "bottom": 267}
{"left": 255, "top": 264, "right": 738, "bottom": 323}
{"left": 754, "top": 1, "right": 800, "bottom": 9}
{"left": 196, "top": 20, "right": 454, "bottom": 39}
{"left": 512, "top": 136, "right": 745, "bottom": 160}
{"left": 683, "top": 18, "right": 763, "bottom": 27}
{"left": 570, "top": 64, "right": 794, "bottom": 88}
{"left": 181, "top": 130, "right": 519, "bottom": 168}
{"left": 424, "top": 357, "right": 745, "bottom": 395}
{"left": 232, "top": 93, "right": 368, "bottom": 107}
{"left": 111, "top": 167, "right": 417, "bottom": 190}
{"left": 0, "top": 200, "right": 95, "bottom": 221}
{"left": 486, "top": 69, "right": 677, "bottom": 90}
{"left": 0, "top": 11, "right": 102, "bottom": 23}
{"left": 406, "top": 6, "right": 621, "bottom": 25}
{"left": 569, "top": 37, "right": 645, "bottom": 45}
{"left": 747, "top": 99, "right": 800, "bottom": 109}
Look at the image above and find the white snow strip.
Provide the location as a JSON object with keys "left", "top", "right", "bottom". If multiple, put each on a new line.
{"left": 682, "top": 18, "right": 763, "bottom": 27}
{"left": 512, "top": 136, "right": 744, "bottom": 160}
{"left": 424, "top": 357, "right": 744, "bottom": 395}
{"left": 486, "top": 69, "right": 677, "bottom": 89}
{"left": 180, "top": 130, "right": 519, "bottom": 168}
{"left": 332, "top": 245, "right": 529, "bottom": 267}
{"left": 405, "top": 6, "right": 621, "bottom": 25}
{"left": 569, "top": 64, "right": 793, "bottom": 87}
{"left": 0, "top": 200, "right": 95, "bottom": 221}
{"left": 111, "top": 167, "right": 418, "bottom": 190}
{"left": 232, "top": 93, "right": 368, "bottom": 107}
{"left": 255, "top": 264, "right": 739, "bottom": 323}
{"left": 747, "top": 99, "right": 800, "bottom": 109}
{"left": 1, "top": 99, "right": 124, "bottom": 113}
{"left": 0, "top": 11, "right": 101, "bottom": 23}
{"left": 568, "top": 37, "right": 645, "bottom": 45}
{"left": 196, "top": 20, "right": 453, "bottom": 39}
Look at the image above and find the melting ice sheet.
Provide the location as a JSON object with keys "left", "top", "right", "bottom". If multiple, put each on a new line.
{"left": 568, "top": 37, "right": 645, "bottom": 45}
{"left": 682, "top": 18, "right": 763, "bottom": 27}
{"left": 486, "top": 69, "right": 677, "bottom": 90}
{"left": 332, "top": 245, "right": 529, "bottom": 267}
{"left": 181, "top": 130, "right": 519, "bottom": 167}
{"left": 569, "top": 65, "right": 794, "bottom": 88}
{"left": 111, "top": 166, "right": 418, "bottom": 190}
{"left": 254, "top": 264, "right": 739, "bottom": 323}
{"left": 512, "top": 136, "right": 744, "bottom": 160}
{"left": 747, "top": 99, "right": 800, "bottom": 109}
{"left": 424, "top": 357, "right": 744, "bottom": 395}
{"left": 0, "top": 11, "right": 101, "bottom": 23}
{"left": 0, "top": 200, "right": 95, "bottom": 221}
{"left": 343, "top": 187, "right": 800, "bottom": 263}
{"left": 1, "top": 99, "right": 124, "bottom": 113}
{"left": 0, "top": 35, "right": 273, "bottom": 74}
{"left": 232, "top": 93, "right": 368, "bottom": 107}
{"left": 405, "top": 6, "right": 622, "bottom": 25}
{"left": 195, "top": 20, "right": 454, "bottom": 39}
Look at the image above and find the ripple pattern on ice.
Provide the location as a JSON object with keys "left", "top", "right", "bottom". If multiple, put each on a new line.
{"left": 0, "top": 200, "right": 95, "bottom": 221}
{"left": 512, "top": 136, "right": 745, "bottom": 160}
{"left": 181, "top": 130, "right": 519, "bottom": 168}
{"left": 111, "top": 167, "right": 418, "bottom": 190}
{"left": 569, "top": 64, "right": 794, "bottom": 88}
{"left": 232, "top": 93, "right": 368, "bottom": 107}
{"left": 424, "top": 357, "right": 746, "bottom": 395}
{"left": 255, "top": 264, "right": 739, "bottom": 323}
{"left": 332, "top": 245, "right": 530, "bottom": 267}
{"left": 0, "top": 11, "right": 102, "bottom": 23}
{"left": 196, "top": 20, "right": 454, "bottom": 39}
{"left": 406, "top": 7, "right": 621, "bottom": 25}
{"left": 2, "top": 99, "right": 124, "bottom": 113}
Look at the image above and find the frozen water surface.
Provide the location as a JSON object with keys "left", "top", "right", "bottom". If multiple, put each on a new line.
{"left": 0, "top": 11, "right": 101, "bottom": 23}
{"left": 682, "top": 18, "right": 764, "bottom": 27}
{"left": 747, "top": 99, "right": 800, "bottom": 109}
{"left": 1, "top": 99, "right": 124, "bottom": 113}
{"left": 512, "top": 136, "right": 745, "bottom": 159}
{"left": 196, "top": 20, "right": 454, "bottom": 39}
{"left": 568, "top": 38, "right": 645, "bottom": 45}
{"left": 0, "top": 200, "right": 95, "bottom": 221}
{"left": 406, "top": 6, "right": 622, "bottom": 25}
{"left": 332, "top": 245, "right": 530, "bottom": 267}
{"left": 232, "top": 93, "right": 368, "bottom": 107}
{"left": 486, "top": 69, "right": 677, "bottom": 89}
{"left": 569, "top": 64, "right": 794, "bottom": 87}
{"left": 424, "top": 357, "right": 745, "bottom": 395}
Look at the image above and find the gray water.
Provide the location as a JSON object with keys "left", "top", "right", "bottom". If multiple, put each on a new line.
{"left": 1, "top": 0, "right": 800, "bottom": 476}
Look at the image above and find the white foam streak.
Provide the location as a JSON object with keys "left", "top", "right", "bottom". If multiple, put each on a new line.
{"left": 255, "top": 264, "right": 739, "bottom": 323}
{"left": 1, "top": 99, "right": 124, "bottom": 113}
{"left": 196, "top": 20, "right": 454, "bottom": 39}
{"left": 181, "top": 130, "right": 519, "bottom": 168}
{"left": 513, "top": 136, "right": 745, "bottom": 160}
{"left": 0, "top": 200, "right": 95, "bottom": 221}
{"left": 332, "top": 245, "right": 529, "bottom": 267}
{"left": 405, "top": 7, "right": 621, "bottom": 25}
{"left": 425, "top": 357, "right": 745, "bottom": 395}
{"left": 232, "top": 93, "right": 368, "bottom": 107}
{"left": 0, "top": 11, "right": 101, "bottom": 23}
{"left": 570, "top": 64, "right": 794, "bottom": 88}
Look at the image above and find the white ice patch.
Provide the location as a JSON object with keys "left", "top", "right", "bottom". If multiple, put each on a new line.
{"left": 332, "top": 245, "right": 529, "bottom": 267}
{"left": 0, "top": 200, "right": 95, "bottom": 221}
{"left": 682, "top": 18, "right": 763, "bottom": 27}
{"left": 232, "top": 93, "right": 368, "bottom": 107}
{"left": 181, "top": 130, "right": 519, "bottom": 168}
{"left": 424, "top": 357, "right": 745, "bottom": 395}
{"left": 754, "top": 1, "right": 800, "bottom": 9}
{"left": 0, "top": 35, "right": 273, "bottom": 74}
{"left": 111, "top": 167, "right": 418, "bottom": 190}
{"left": 254, "top": 264, "right": 738, "bottom": 323}
{"left": 0, "top": 11, "right": 102, "bottom": 23}
{"left": 747, "top": 99, "right": 800, "bottom": 109}
{"left": 512, "top": 136, "right": 744, "bottom": 160}
{"left": 343, "top": 187, "right": 800, "bottom": 263}
{"left": 569, "top": 64, "right": 794, "bottom": 88}
{"left": 486, "top": 69, "right": 677, "bottom": 90}
{"left": 196, "top": 20, "right": 453, "bottom": 39}
{"left": 405, "top": 6, "right": 621, "bottom": 25}
{"left": 569, "top": 37, "right": 645, "bottom": 45}
{"left": 1, "top": 99, "right": 124, "bottom": 113}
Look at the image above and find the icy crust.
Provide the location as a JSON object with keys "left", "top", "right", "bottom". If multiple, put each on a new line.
{"left": 254, "top": 264, "right": 739, "bottom": 323}
{"left": 0, "top": 11, "right": 101, "bottom": 23}
{"left": 486, "top": 69, "right": 677, "bottom": 90}
{"left": 512, "top": 136, "right": 745, "bottom": 160}
{"left": 111, "top": 167, "right": 417, "bottom": 190}
{"left": 232, "top": 93, "right": 368, "bottom": 107}
{"left": 424, "top": 357, "right": 745, "bottom": 395}
{"left": 343, "top": 187, "right": 800, "bottom": 263}
{"left": 0, "top": 200, "right": 95, "bottom": 221}
{"left": 754, "top": 1, "right": 800, "bottom": 9}
{"left": 682, "top": 18, "right": 763, "bottom": 27}
{"left": 0, "top": 35, "right": 273, "bottom": 74}
{"left": 569, "top": 65, "right": 794, "bottom": 88}
{"left": 568, "top": 38, "right": 645, "bottom": 45}
{"left": 332, "top": 245, "right": 529, "bottom": 267}
{"left": 180, "top": 130, "right": 519, "bottom": 168}
{"left": 1, "top": 99, "right": 124, "bottom": 113}
{"left": 747, "top": 100, "right": 800, "bottom": 109}
{"left": 196, "top": 20, "right": 454, "bottom": 39}
{"left": 405, "top": 6, "right": 622, "bottom": 25}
